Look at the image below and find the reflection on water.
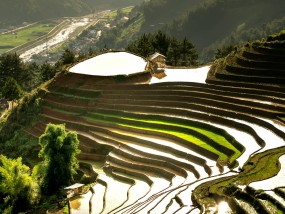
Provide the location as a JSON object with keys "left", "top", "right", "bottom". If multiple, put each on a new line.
{"left": 70, "top": 196, "right": 82, "bottom": 210}
{"left": 235, "top": 198, "right": 258, "bottom": 214}
{"left": 217, "top": 201, "right": 231, "bottom": 214}
{"left": 70, "top": 191, "right": 92, "bottom": 214}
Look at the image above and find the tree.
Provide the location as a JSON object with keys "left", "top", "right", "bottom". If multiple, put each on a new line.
{"left": 180, "top": 37, "right": 199, "bottom": 66}
{"left": 126, "top": 33, "right": 154, "bottom": 58}
{"left": 37, "top": 123, "right": 80, "bottom": 195}
{"left": 0, "top": 53, "right": 24, "bottom": 88}
{"left": 166, "top": 38, "right": 181, "bottom": 66}
{"left": 40, "top": 62, "right": 57, "bottom": 82}
{"left": 60, "top": 49, "right": 75, "bottom": 65}
{"left": 0, "top": 155, "right": 39, "bottom": 214}
{"left": 215, "top": 45, "right": 236, "bottom": 59}
{"left": 152, "top": 30, "right": 170, "bottom": 56}
{"left": 1, "top": 78, "right": 23, "bottom": 108}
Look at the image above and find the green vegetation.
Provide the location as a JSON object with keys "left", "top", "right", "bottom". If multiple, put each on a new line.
{"left": 59, "top": 49, "right": 76, "bottom": 65}
{"left": 0, "top": 4, "right": 284, "bottom": 211}
{"left": 0, "top": 23, "right": 56, "bottom": 54}
{"left": 126, "top": 31, "right": 198, "bottom": 66}
{"left": 96, "top": 0, "right": 285, "bottom": 62}
{"left": 104, "top": 6, "right": 134, "bottom": 19}
{"left": 193, "top": 147, "right": 285, "bottom": 212}
{"left": 96, "top": 111, "right": 241, "bottom": 160}
{"left": 215, "top": 45, "right": 236, "bottom": 60}
{"left": 0, "top": 0, "right": 144, "bottom": 29}
{"left": 84, "top": 112, "right": 234, "bottom": 163}
{"left": 35, "top": 123, "right": 80, "bottom": 195}
{"left": 0, "top": 155, "right": 39, "bottom": 214}
{"left": 1, "top": 78, "right": 24, "bottom": 107}
{"left": 0, "top": 0, "right": 89, "bottom": 28}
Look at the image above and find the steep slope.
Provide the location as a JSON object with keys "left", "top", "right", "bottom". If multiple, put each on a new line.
{"left": 167, "top": 0, "right": 285, "bottom": 50}
{"left": 96, "top": 0, "right": 206, "bottom": 48}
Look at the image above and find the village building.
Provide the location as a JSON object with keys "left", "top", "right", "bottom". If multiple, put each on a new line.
{"left": 149, "top": 52, "right": 166, "bottom": 67}
{"left": 148, "top": 52, "right": 167, "bottom": 79}
{"left": 64, "top": 183, "right": 85, "bottom": 198}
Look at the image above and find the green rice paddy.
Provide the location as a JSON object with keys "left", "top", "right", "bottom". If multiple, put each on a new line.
{"left": 84, "top": 112, "right": 241, "bottom": 163}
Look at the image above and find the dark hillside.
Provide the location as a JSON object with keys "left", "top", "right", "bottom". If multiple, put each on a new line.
{"left": 166, "top": 0, "right": 285, "bottom": 58}
{"left": 135, "top": 0, "right": 204, "bottom": 32}
{"left": 0, "top": 0, "right": 89, "bottom": 28}
{"left": 96, "top": 0, "right": 206, "bottom": 49}
{"left": 97, "top": 0, "right": 285, "bottom": 62}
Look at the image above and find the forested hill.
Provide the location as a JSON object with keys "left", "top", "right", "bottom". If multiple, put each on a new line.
{"left": 134, "top": 0, "right": 205, "bottom": 32}
{"left": 97, "top": 0, "right": 285, "bottom": 62}
{"left": 96, "top": 0, "right": 206, "bottom": 49}
{"left": 0, "top": 0, "right": 89, "bottom": 27}
{"left": 0, "top": 0, "right": 144, "bottom": 29}
{"left": 166, "top": 0, "right": 285, "bottom": 52}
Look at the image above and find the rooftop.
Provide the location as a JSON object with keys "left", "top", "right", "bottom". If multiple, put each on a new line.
{"left": 64, "top": 183, "right": 84, "bottom": 190}
{"left": 149, "top": 52, "right": 166, "bottom": 60}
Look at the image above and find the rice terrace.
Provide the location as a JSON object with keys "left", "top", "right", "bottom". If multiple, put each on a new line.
{"left": 1, "top": 29, "right": 285, "bottom": 213}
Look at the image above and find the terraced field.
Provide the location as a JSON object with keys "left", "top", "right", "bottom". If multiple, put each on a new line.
{"left": 208, "top": 30, "right": 285, "bottom": 88}
{"left": 23, "top": 31, "right": 285, "bottom": 213}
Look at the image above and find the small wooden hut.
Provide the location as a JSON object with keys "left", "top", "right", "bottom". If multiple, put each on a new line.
{"left": 149, "top": 52, "right": 166, "bottom": 66}
{"left": 64, "top": 183, "right": 84, "bottom": 198}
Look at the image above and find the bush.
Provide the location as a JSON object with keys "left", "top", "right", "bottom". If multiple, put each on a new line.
{"left": 0, "top": 155, "right": 40, "bottom": 213}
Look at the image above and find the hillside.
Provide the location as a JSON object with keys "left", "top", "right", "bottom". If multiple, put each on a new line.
{"left": 1, "top": 31, "right": 285, "bottom": 213}
{"left": 0, "top": 0, "right": 89, "bottom": 28}
{"left": 0, "top": 0, "right": 144, "bottom": 29}
{"left": 83, "top": 0, "right": 144, "bottom": 10}
{"left": 96, "top": 0, "right": 206, "bottom": 48}
{"left": 97, "top": 0, "right": 285, "bottom": 62}
{"left": 166, "top": 0, "right": 285, "bottom": 61}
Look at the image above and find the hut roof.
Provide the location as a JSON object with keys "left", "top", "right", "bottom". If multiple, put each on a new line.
{"left": 64, "top": 183, "right": 84, "bottom": 190}
{"left": 149, "top": 52, "right": 166, "bottom": 60}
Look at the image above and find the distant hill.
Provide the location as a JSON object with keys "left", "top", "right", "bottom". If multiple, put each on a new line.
{"left": 0, "top": 0, "right": 89, "bottom": 28}
{"left": 0, "top": 0, "right": 144, "bottom": 29}
{"left": 83, "top": 0, "right": 144, "bottom": 11}
{"left": 165, "top": 0, "right": 285, "bottom": 60}
{"left": 96, "top": 0, "right": 206, "bottom": 48}
{"left": 96, "top": 0, "right": 285, "bottom": 62}
{"left": 133, "top": 0, "right": 204, "bottom": 32}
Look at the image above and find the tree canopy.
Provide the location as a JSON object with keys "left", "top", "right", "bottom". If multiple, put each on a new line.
{"left": 0, "top": 155, "right": 39, "bottom": 214}
{"left": 0, "top": 53, "right": 50, "bottom": 92}
{"left": 37, "top": 123, "right": 80, "bottom": 195}
{"left": 60, "top": 49, "right": 75, "bottom": 65}
{"left": 127, "top": 31, "right": 198, "bottom": 66}
{"left": 0, "top": 53, "right": 24, "bottom": 88}
{"left": 1, "top": 77, "right": 23, "bottom": 102}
